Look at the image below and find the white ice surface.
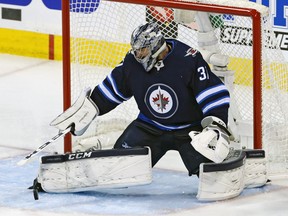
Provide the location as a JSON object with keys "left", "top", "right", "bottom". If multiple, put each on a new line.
{"left": 0, "top": 54, "right": 288, "bottom": 216}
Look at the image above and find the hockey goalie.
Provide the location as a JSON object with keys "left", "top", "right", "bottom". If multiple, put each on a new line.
{"left": 32, "top": 22, "right": 268, "bottom": 201}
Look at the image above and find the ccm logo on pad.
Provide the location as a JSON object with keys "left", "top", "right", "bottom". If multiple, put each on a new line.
{"left": 68, "top": 152, "right": 92, "bottom": 160}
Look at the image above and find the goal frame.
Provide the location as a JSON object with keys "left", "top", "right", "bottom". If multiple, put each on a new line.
{"left": 61, "top": 0, "right": 263, "bottom": 153}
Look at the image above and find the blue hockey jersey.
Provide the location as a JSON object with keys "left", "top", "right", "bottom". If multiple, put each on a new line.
{"left": 90, "top": 39, "right": 230, "bottom": 131}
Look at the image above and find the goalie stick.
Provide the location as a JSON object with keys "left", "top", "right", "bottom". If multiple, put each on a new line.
{"left": 17, "top": 127, "right": 71, "bottom": 166}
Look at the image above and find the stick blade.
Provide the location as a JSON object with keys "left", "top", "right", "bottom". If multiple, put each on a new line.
{"left": 17, "top": 159, "right": 27, "bottom": 166}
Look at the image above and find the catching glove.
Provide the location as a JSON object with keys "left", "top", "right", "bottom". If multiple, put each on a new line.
{"left": 189, "top": 116, "right": 231, "bottom": 163}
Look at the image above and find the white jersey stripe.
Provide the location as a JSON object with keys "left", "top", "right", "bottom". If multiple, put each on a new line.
{"left": 107, "top": 74, "right": 130, "bottom": 101}
{"left": 98, "top": 83, "right": 122, "bottom": 104}
{"left": 202, "top": 97, "right": 230, "bottom": 114}
{"left": 196, "top": 84, "right": 228, "bottom": 104}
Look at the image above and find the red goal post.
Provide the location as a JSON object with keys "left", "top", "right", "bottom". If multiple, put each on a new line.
{"left": 61, "top": 0, "right": 288, "bottom": 176}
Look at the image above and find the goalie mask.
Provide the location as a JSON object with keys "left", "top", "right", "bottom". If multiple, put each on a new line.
{"left": 131, "top": 22, "right": 166, "bottom": 72}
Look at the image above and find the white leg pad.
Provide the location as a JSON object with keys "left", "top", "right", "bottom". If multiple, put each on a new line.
{"left": 197, "top": 150, "right": 246, "bottom": 201}
{"left": 197, "top": 149, "right": 267, "bottom": 201}
{"left": 38, "top": 147, "right": 152, "bottom": 193}
{"left": 243, "top": 150, "right": 267, "bottom": 188}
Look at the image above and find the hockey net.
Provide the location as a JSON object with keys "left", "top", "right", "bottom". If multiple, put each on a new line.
{"left": 62, "top": 0, "right": 288, "bottom": 176}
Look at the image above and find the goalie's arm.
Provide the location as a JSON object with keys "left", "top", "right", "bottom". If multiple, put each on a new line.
{"left": 89, "top": 62, "right": 133, "bottom": 115}
{"left": 191, "top": 51, "right": 230, "bottom": 124}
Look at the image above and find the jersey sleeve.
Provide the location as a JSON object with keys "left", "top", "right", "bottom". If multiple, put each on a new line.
{"left": 90, "top": 59, "right": 133, "bottom": 115}
{"left": 190, "top": 52, "right": 230, "bottom": 124}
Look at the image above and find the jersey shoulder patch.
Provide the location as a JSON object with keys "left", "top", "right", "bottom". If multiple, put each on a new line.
{"left": 184, "top": 47, "right": 199, "bottom": 57}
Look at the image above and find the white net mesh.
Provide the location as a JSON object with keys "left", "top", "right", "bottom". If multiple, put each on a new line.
{"left": 65, "top": 0, "right": 288, "bottom": 176}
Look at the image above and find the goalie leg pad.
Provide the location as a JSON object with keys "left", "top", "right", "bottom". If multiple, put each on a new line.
{"left": 37, "top": 147, "right": 152, "bottom": 193}
{"left": 197, "top": 149, "right": 268, "bottom": 201}
{"left": 197, "top": 150, "right": 246, "bottom": 201}
{"left": 243, "top": 149, "right": 267, "bottom": 188}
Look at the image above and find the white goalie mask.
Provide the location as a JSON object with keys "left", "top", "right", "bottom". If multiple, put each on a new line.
{"left": 130, "top": 22, "right": 166, "bottom": 72}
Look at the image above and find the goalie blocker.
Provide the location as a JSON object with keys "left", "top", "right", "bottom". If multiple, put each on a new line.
{"left": 32, "top": 147, "right": 267, "bottom": 201}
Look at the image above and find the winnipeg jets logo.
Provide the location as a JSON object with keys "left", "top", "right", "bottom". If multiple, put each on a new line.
{"left": 145, "top": 84, "right": 178, "bottom": 119}
{"left": 154, "top": 60, "right": 164, "bottom": 71}
{"left": 152, "top": 87, "right": 170, "bottom": 112}
{"left": 184, "top": 48, "right": 198, "bottom": 57}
